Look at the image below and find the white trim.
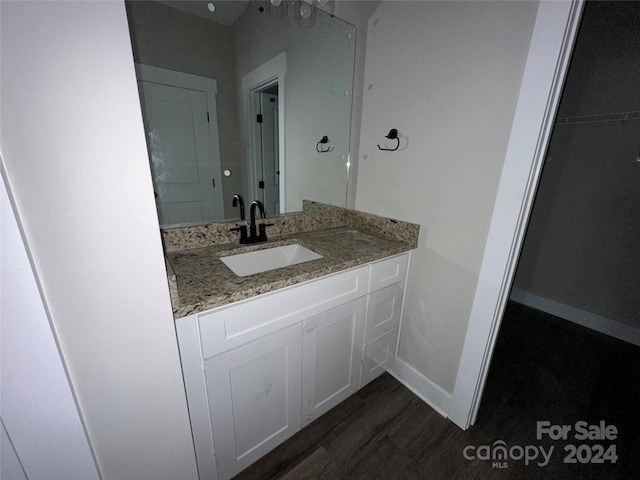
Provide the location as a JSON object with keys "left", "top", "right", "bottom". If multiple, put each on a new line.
{"left": 387, "top": 358, "right": 451, "bottom": 418}
{"left": 135, "top": 64, "right": 219, "bottom": 95}
{"left": 448, "top": 0, "right": 584, "bottom": 430}
{"left": 175, "top": 314, "right": 218, "bottom": 480}
{"left": 510, "top": 289, "right": 640, "bottom": 348}
{"left": 241, "top": 52, "right": 287, "bottom": 212}
{"left": 133, "top": 64, "right": 225, "bottom": 223}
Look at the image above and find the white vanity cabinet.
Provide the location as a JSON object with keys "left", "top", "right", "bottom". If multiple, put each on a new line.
{"left": 175, "top": 252, "right": 410, "bottom": 480}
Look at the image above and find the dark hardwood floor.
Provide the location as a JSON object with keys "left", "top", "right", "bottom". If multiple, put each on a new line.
{"left": 234, "top": 302, "right": 640, "bottom": 479}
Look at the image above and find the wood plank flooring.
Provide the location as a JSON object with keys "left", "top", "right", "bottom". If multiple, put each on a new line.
{"left": 234, "top": 302, "right": 640, "bottom": 479}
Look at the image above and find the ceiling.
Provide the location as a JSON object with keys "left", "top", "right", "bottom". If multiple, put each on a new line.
{"left": 157, "top": 1, "right": 250, "bottom": 26}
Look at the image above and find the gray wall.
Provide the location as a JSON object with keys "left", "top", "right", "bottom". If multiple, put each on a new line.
{"left": 125, "top": 1, "right": 357, "bottom": 216}
{"left": 125, "top": 1, "right": 244, "bottom": 219}
{"left": 513, "top": 1, "right": 640, "bottom": 331}
{"left": 231, "top": 5, "right": 355, "bottom": 212}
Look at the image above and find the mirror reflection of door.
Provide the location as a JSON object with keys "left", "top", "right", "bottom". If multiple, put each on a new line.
{"left": 243, "top": 52, "right": 286, "bottom": 218}
{"left": 259, "top": 89, "right": 279, "bottom": 216}
{"left": 135, "top": 65, "right": 224, "bottom": 227}
{"left": 125, "top": 3, "right": 356, "bottom": 226}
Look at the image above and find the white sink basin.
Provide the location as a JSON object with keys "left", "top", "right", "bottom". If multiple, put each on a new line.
{"left": 220, "top": 244, "right": 323, "bottom": 277}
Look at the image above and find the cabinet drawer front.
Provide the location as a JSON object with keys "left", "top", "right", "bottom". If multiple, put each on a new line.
{"left": 198, "top": 266, "right": 368, "bottom": 359}
{"left": 368, "top": 253, "right": 409, "bottom": 293}
{"left": 360, "top": 327, "right": 399, "bottom": 388}
{"left": 364, "top": 283, "right": 404, "bottom": 342}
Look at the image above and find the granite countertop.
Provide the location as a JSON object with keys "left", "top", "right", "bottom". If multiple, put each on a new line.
{"left": 167, "top": 225, "right": 415, "bottom": 319}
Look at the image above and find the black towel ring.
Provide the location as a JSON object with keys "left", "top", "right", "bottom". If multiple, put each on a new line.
{"left": 378, "top": 129, "right": 400, "bottom": 151}
{"left": 316, "top": 135, "right": 334, "bottom": 153}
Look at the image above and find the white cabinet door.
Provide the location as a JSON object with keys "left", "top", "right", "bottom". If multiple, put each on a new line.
{"left": 301, "top": 298, "right": 366, "bottom": 427}
{"left": 205, "top": 324, "right": 302, "bottom": 480}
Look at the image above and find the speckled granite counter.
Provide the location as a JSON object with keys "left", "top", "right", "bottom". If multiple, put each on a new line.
{"left": 165, "top": 209, "right": 419, "bottom": 319}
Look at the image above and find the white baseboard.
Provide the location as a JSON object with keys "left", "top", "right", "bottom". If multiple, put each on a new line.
{"left": 510, "top": 288, "right": 640, "bottom": 348}
{"left": 387, "top": 358, "right": 452, "bottom": 418}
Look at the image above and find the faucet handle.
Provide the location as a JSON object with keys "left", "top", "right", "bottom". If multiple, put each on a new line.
{"left": 230, "top": 225, "right": 248, "bottom": 244}
{"left": 258, "top": 222, "right": 274, "bottom": 241}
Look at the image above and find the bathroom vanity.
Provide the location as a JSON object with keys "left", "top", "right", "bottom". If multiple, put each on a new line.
{"left": 166, "top": 209, "right": 418, "bottom": 480}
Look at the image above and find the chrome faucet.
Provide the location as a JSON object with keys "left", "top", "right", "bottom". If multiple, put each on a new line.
{"left": 232, "top": 194, "right": 245, "bottom": 220}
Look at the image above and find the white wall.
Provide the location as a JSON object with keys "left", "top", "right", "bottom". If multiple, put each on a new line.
{"left": 356, "top": 1, "right": 539, "bottom": 395}
{"left": 1, "top": 169, "right": 99, "bottom": 480}
{"left": 1, "top": 421, "right": 27, "bottom": 480}
{"left": 0, "top": 2, "right": 198, "bottom": 479}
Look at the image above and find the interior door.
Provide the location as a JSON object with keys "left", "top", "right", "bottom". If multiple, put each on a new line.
{"left": 137, "top": 81, "right": 223, "bottom": 225}
{"left": 260, "top": 92, "right": 280, "bottom": 216}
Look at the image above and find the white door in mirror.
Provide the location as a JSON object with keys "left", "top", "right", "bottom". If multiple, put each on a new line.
{"left": 138, "top": 80, "right": 223, "bottom": 225}
{"left": 220, "top": 244, "right": 323, "bottom": 277}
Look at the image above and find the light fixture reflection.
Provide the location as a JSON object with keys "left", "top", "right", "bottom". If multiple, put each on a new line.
{"left": 299, "top": 2, "right": 312, "bottom": 18}
{"left": 296, "top": 1, "right": 316, "bottom": 28}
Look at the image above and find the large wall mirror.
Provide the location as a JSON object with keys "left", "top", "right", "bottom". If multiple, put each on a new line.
{"left": 125, "top": 0, "right": 356, "bottom": 227}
